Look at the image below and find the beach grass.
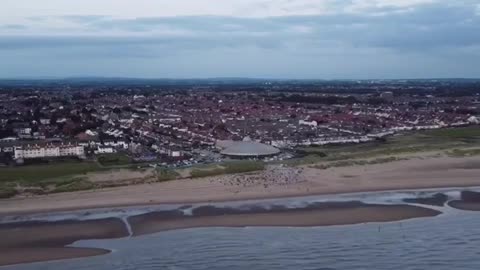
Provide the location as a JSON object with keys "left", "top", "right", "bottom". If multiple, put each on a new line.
{"left": 447, "top": 148, "right": 480, "bottom": 157}
{"left": 190, "top": 168, "right": 226, "bottom": 178}
{"left": 312, "top": 156, "right": 408, "bottom": 170}
{"left": 156, "top": 167, "right": 180, "bottom": 182}
{"left": 50, "top": 177, "right": 95, "bottom": 193}
{"left": 97, "top": 153, "right": 133, "bottom": 166}
{"left": 293, "top": 126, "right": 480, "bottom": 166}
{"left": 424, "top": 127, "right": 480, "bottom": 139}
{"left": 0, "top": 162, "right": 107, "bottom": 198}
{"left": 0, "top": 184, "right": 17, "bottom": 199}
{"left": 0, "top": 161, "right": 105, "bottom": 184}
{"left": 223, "top": 160, "right": 265, "bottom": 174}
{"left": 191, "top": 160, "right": 265, "bottom": 178}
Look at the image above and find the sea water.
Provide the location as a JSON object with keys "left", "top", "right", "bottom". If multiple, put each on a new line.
{"left": 4, "top": 188, "right": 480, "bottom": 270}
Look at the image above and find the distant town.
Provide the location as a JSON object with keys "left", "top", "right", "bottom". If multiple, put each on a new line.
{"left": 0, "top": 78, "right": 479, "bottom": 167}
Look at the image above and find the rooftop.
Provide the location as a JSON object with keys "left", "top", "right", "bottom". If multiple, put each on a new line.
{"left": 219, "top": 140, "right": 280, "bottom": 157}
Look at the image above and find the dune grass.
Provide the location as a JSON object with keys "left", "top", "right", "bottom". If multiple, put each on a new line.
{"left": 292, "top": 126, "right": 480, "bottom": 166}
{"left": 0, "top": 161, "right": 107, "bottom": 198}
{"left": 97, "top": 153, "right": 133, "bottom": 166}
{"left": 156, "top": 167, "right": 180, "bottom": 181}
{"left": 0, "top": 162, "right": 105, "bottom": 184}
{"left": 191, "top": 161, "right": 265, "bottom": 178}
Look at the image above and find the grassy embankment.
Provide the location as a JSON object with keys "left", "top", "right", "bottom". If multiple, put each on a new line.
{"left": 96, "top": 153, "right": 133, "bottom": 166}
{"left": 190, "top": 161, "right": 265, "bottom": 178}
{"left": 0, "top": 153, "right": 152, "bottom": 198}
{"left": 156, "top": 167, "right": 180, "bottom": 181}
{"left": 288, "top": 126, "right": 480, "bottom": 168}
{"left": 0, "top": 161, "right": 106, "bottom": 198}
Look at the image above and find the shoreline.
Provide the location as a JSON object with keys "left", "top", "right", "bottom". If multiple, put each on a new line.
{"left": 0, "top": 200, "right": 442, "bottom": 267}
{"left": 2, "top": 183, "right": 480, "bottom": 218}
{"left": 1, "top": 188, "right": 480, "bottom": 266}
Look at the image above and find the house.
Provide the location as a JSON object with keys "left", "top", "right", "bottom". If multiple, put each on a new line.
{"left": 299, "top": 120, "right": 318, "bottom": 127}
{"left": 94, "top": 145, "right": 115, "bottom": 154}
{"left": 13, "top": 142, "right": 85, "bottom": 160}
{"left": 12, "top": 123, "right": 32, "bottom": 136}
{"left": 40, "top": 118, "right": 51, "bottom": 125}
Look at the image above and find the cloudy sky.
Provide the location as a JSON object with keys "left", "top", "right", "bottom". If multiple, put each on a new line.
{"left": 1, "top": 0, "right": 479, "bottom": 79}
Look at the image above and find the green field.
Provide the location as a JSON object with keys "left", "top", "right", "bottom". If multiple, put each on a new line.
{"left": 191, "top": 160, "right": 265, "bottom": 178}
{"left": 0, "top": 161, "right": 108, "bottom": 198}
{"left": 0, "top": 162, "right": 104, "bottom": 183}
{"left": 288, "top": 126, "right": 480, "bottom": 166}
{"left": 97, "top": 153, "right": 133, "bottom": 166}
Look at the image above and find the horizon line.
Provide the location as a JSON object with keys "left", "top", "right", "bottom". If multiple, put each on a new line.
{"left": 1, "top": 76, "right": 480, "bottom": 81}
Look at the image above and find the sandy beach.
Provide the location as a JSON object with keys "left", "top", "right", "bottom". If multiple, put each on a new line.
{"left": 0, "top": 218, "right": 128, "bottom": 266}
{"left": 1, "top": 156, "right": 480, "bottom": 215}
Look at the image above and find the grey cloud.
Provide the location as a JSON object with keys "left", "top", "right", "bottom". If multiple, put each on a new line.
{"left": 59, "top": 15, "right": 108, "bottom": 24}
{"left": 0, "top": 33, "right": 286, "bottom": 56}
{"left": 33, "top": 2, "right": 477, "bottom": 53}
{"left": 1, "top": 24, "right": 27, "bottom": 30}
{"left": 1, "top": 1, "right": 479, "bottom": 78}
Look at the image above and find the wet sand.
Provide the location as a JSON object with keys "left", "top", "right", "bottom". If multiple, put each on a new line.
{"left": 448, "top": 191, "right": 480, "bottom": 211}
{"left": 0, "top": 218, "right": 128, "bottom": 266}
{"left": 128, "top": 202, "right": 441, "bottom": 236}
{"left": 403, "top": 193, "right": 449, "bottom": 206}
{"left": 0, "top": 248, "right": 109, "bottom": 267}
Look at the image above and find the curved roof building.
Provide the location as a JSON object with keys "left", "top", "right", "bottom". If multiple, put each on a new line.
{"left": 218, "top": 140, "right": 280, "bottom": 157}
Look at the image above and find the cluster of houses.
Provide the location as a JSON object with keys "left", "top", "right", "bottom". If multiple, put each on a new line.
{"left": 0, "top": 86, "right": 479, "bottom": 165}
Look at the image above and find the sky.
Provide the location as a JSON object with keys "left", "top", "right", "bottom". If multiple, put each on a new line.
{"left": 1, "top": 0, "right": 479, "bottom": 79}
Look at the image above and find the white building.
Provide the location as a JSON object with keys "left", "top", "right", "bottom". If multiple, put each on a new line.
{"left": 299, "top": 120, "right": 318, "bottom": 127}
{"left": 40, "top": 118, "right": 51, "bottom": 125}
{"left": 468, "top": 116, "right": 479, "bottom": 124}
{"left": 169, "top": 150, "right": 182, "bottom": 157}
{"left": 14, "top": 143, "right": 85, "bottom": 160}
{"left": 14, "top": 127, "right": 32, "bottom": 136}
{"left": 94, "top": 146, "right": 115, "bottom": 154}
{"left": 103, "top": 140, "right": 129, "bottom": 149}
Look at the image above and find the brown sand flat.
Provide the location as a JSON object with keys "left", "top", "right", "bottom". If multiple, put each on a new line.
{"left": 2, "top": 156, "right": 480, "bottom": 215}
{"left": 0, "top": 248, "right": 109, "bottom": 266}
{"left": 128, "top": 204, "right": 441, "bottom": 236}
{"left": 448, "top": 201, "right": 480, "bottom": 211}
{"left": 0, "top": 218, "right": 127, "bottom": 266}
{"left": 448, "top": 191, "right": 480, "bottom": 211}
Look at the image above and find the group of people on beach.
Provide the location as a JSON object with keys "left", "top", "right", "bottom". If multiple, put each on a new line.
{"left": 213, "top": 167, "right": 306, "bottom": 189}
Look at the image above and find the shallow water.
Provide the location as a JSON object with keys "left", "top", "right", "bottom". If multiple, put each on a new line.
{"left": 4, "top": 189, "right": 480, "bottom": 270}
{"left": 7, "top": 211, "right": 480, "bottom": 270}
